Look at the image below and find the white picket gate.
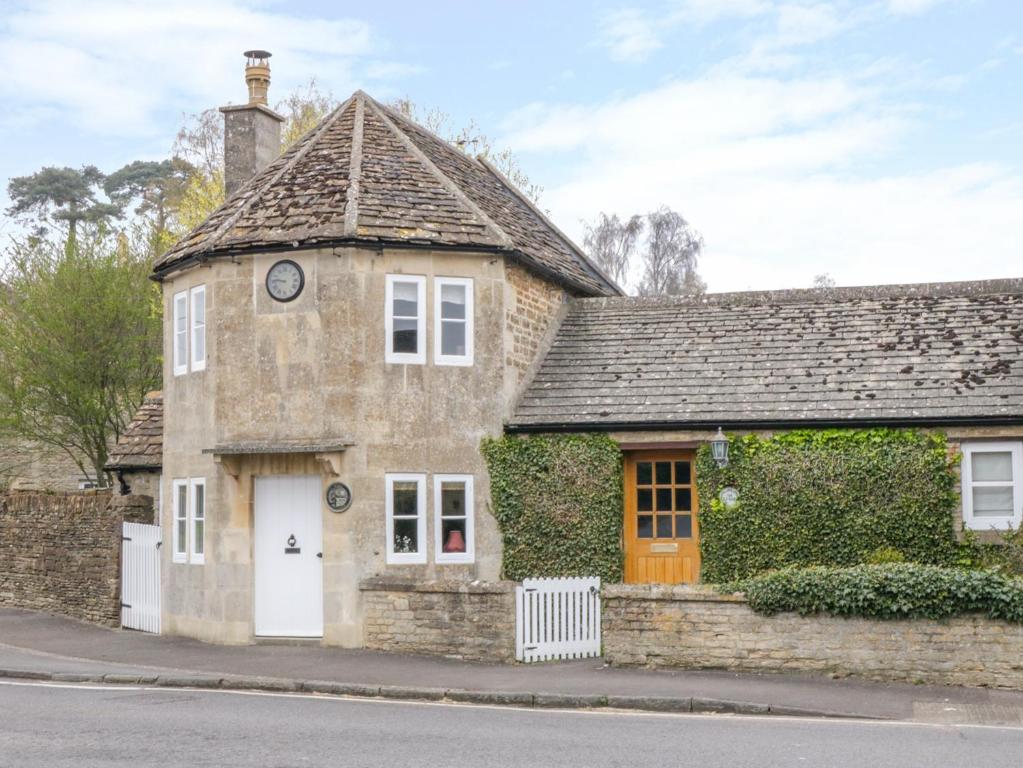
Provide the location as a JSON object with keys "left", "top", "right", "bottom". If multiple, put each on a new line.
{"left": 121, "top": 522, "right": 161, "bottom": 633}
{"left": 515, "top": 577, "right": 601, "bottom": 663}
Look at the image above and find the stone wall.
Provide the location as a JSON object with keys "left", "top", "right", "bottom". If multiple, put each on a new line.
{"left": 0, "top": 438, "right": 87, "bottom": 492}
{"left": 0, "top": 491, "right": 154, "bottom": 626}
{"left": 603, "top": 584, "right": 1023, "bottom": 689}
{"left": 504, "top": 262, "right": 566, "bottom": 385}
{"left": 360, "top": 576, "right": 516, "bottom": 662}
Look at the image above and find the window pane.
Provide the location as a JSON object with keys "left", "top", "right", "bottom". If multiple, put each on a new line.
{"left": 393, "top": 518, "right": 419, "bottom": 553}
{"left": 441, "top": 482, "right": 465, "bottom": 517}
{"left": 656, "top": 515, "right": 673, "bottom": 538}
{"left": 440, "top": 284, "right": 466, "bottom": 319}
{"left": 674, "top": 461, "right": 691, "bottom": 485}
{"left": 675, "top": 488, "right": 692, "bottom": 512}
{"left": 194, "top": 485, "right": 204, "bottom": 519}
{"left": 441, "top": 518, "right": 467, "bottom": 553}
{"left": 392, "top": 282, "right": 418, "bottom": 316}
{"left": 441, "top": 320, "right": 466, "bottom": 356}
{"left": 177, "top": 518, "right": 186, "bottom": 552}
{"left": 973, "top": 486, "right": 1014, "bottom": 517}
{"left": 193, "top": 329, "right": 205, "bottom": 362}
{"left": 392, "top": 482, "right": 419, "bottom": 517}
{"left": 193, "top": 520, "right": 204, "bottom": 555}
{"left": 972, "top": 452, "right": 1014, "bottom": 482}
{"left": 637, "top": 462, "right": 652, "bottom": 485}
{"left": 655, "top": 462, "right": 672, "bottom": 485}
{"left": 656, "top": 488, "right": 673, "bottom": 511}
{"left": 637, "top": 488, "right": 652, "bottom": 512}
{"left": 393, "top": 319, "right": 418, "bottom": 353}
{"left": 177, "top": 486, "right": 188, "bottom": 518}
{"left": 193, "top": 292, "right": 205, "bottom": 324}
{"left": 637, "top": 515, "right": 653, "bottom": 538}
{"left": 675, "top": 514, "right": 692, "bottom": 538}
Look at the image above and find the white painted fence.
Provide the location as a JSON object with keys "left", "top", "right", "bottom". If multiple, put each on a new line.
{"left": 121, "top": 522, "right": 161, "bottom": 634}
{"left": 515, "top": 577, "right": 601, "bottom": 663}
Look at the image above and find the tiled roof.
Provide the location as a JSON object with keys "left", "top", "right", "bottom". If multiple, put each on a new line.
{"left": 155, "top": 92, "right": 619, "bottom": 297}
{"left": 105, "top": 392, "right": 163, "bottom": 471}
{"left": 510, "top": 279, "right": 1023, "bottom": 429}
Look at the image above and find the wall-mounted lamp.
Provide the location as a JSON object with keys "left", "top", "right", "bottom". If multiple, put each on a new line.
{"left": 710, "top": 427, "right": 729, "bottom": 468}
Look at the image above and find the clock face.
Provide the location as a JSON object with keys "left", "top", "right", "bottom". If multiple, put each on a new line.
{"left": 266, "top": 260, "right": 304, "bottom": 302}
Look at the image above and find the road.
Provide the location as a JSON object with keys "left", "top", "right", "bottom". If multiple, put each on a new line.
{"left": 1, "top": 679, "right": 1022, "bottom": 767}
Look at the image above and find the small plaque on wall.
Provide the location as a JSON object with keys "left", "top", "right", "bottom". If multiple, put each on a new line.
{"left": 719, "top": 487, "right": 739, "bottom": 508}
{"left": 326, "top": 481, "right": 352, "bottom": 513}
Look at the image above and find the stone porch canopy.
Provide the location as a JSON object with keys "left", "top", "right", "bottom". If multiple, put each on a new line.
{"left": 509, "top": 278, "right": 1023, "bottom": 432}
{"left": 152, "top": 90, "right": 620, "bottom": 298}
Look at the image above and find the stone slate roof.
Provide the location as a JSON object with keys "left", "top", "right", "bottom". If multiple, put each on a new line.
{"left": 510, "top": 279, "right": 1023, "bottom": 430}
{"left": 105, "top": 392, "right": 163, "bottom": 471}
{"left": 155, "top": 91, "right": 618, "bottom": 297}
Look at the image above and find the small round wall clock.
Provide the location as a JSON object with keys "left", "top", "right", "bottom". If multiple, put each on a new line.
{"left": 266, "top": 259, "right": 304, "bottom": 302}
{"left": 326, "top": 481, "right": 352, "bottom": 513}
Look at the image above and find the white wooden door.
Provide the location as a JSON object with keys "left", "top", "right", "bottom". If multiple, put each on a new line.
{"left": 254, "top": 475, "right": 323, "bottom": 637}
{"left": 121, "top": 522, "right": 161, "bottom": 633}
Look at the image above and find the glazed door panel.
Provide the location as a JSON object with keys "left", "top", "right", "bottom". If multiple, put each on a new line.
{"left": 624, "top": 452, "right": 700, "bottom": 584}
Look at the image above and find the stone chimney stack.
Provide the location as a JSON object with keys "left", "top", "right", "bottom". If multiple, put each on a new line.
{"left": 220, "top": 50, "right": 284, "bottom": 198}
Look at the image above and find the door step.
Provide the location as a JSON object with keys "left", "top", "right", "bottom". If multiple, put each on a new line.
{"left": 253, "top": 636, "right": 323, "bottom": 647}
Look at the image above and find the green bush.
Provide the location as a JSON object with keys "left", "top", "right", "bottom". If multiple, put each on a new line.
{"left": 866, "top": 546, "right": 906, "bottom": 564}
{"left": 958, "top": 525, "right": 1023, "bottom": 576}
{"left": 696, "top": 429, "right": 960, "bottom": 582}
{"left": 727, "top": 563, "right": 1023, "bottom": 623}
{"left": 481, "top": 434, "right": 623, "bottom": 582}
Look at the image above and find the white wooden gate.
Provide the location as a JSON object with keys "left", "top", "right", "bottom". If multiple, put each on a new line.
{"left": 121, "top": 521, "right": 161, "bottom": 633}
{"left": 515, "top": 577, "right": 601, "bottom": 662}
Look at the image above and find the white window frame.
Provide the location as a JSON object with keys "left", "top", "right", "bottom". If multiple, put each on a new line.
{"left": 434, "top": 277, "right": 474, "bottom": 366}
{"left": 385, "top": 275, "right": 426, "bottom": 365}
{"left": 172, "top": 478, "right": 188, "bottom": 563}
{"left": 961, "top": 441, "right": 1023, "bottom": 531}
{"left": 189, "top": 477, "right": 206, "bottom": 565}
{"left": 190, "top": 285, "right": 206, "bottom": 372}
{"left": 434, "top": 474, "right": 474, "bottom": 564}
{"left": 172, "top": 291, "right": 188, "bottom": 376}
{"left": 385, "top": 473, "right": 427, "bottom": 564}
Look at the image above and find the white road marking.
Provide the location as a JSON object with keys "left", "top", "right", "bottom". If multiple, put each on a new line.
{"left": 3, "top": 678, "right": 1023, "bottom": 733}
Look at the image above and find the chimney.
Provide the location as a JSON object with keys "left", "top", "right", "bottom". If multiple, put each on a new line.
{"left": 220, "top": 50, "right": 285, "bottom": 197}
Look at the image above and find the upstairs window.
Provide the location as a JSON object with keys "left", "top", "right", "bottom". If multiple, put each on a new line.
{"left": 173, "top": 291, "right": 188, "bottom": 376}
{"left": 962, "top": 441, "right": 1023, "bottom": 531}
{"left": 190, "top": 285, "right": 206, "bottom": 372}
{"left": 434, "top": 278, "right": 474, "bottom": 366}
{"left": 385, "top": 275, "right": 425, "bottom": 364}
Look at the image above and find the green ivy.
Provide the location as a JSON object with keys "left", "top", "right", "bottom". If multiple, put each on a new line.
{"left": 695, "top": 429, "right": 960, "bottom": 583}
{"left": 727, "top": 563, "right": 1023, "bottom": 624}
{"left": 481, "top": 434, "right": 623, "bottom": 582}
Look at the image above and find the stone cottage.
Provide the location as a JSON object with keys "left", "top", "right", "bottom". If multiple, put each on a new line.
{"left": 148, "top": 54, "right": 1023, "bottom": 646}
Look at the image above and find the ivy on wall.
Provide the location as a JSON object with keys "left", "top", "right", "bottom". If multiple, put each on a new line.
{"left": 481, "top": 434, "right": 623, "bottom": 582}
{"left": 695, "top": 429, "right": 960, "bottom": 583}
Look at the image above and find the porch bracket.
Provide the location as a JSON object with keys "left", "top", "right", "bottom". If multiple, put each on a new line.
{"left": 314, "top": 451, "right": 343, "bottom": 476}
{"left": 213, "top": 454, "right": 243, "bottom": 480}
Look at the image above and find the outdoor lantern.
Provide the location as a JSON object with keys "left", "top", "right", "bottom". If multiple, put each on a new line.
{"left": 710, "top": 427, "right": 729, "bottom": 468}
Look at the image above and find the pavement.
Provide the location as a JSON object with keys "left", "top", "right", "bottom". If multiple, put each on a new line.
{"left": 5, "top": 680, "right": 1023, "bottom": 768}
{"left": 3, "top": 606, "right": 1023, "bottom": 725}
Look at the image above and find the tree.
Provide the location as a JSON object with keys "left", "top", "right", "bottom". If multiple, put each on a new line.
{"left": 638, "top": 207, "right": 705, "bottom": 298}
{"left": 277, "top": 78, "right": 338, "bottom": 148}
{"left": 582, "top": 213, "right": 644, "bottom": 287}
{"left": 389, "top": 98, "right": 543, "bottom": 203}
{"left": 6, "top": 165, "right": 120, "bottom": 248}
{"left": 812, "top": 273, "right": 836, "bottom": 289}
{"left": 103, "top": 158, "right": 193, "bottom": 256}
{"left": 0, "top": 230, "right": 162, "bottom": 483}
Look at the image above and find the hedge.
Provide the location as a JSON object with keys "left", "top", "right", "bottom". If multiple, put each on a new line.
{"left": 728, "top": 563, "right": 1023, "bottom": 624}
{"left": 696, "top": 429, "right": 960, "bottom": 582}
{"left": 481, "top": 434, "right": 623, "bottom": 582}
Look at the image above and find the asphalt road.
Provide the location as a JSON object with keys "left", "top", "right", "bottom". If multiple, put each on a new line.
{"left": 2, "top": 680, "right": 1023, "bottom": 768}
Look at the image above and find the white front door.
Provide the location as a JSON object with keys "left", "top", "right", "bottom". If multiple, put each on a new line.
{"left": 254, "top": 475, "right": 324, "bottom": 637}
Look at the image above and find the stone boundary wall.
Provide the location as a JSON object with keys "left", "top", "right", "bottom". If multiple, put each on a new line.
{"left": 360, "top": 577, "right": 516, "bottom": 662}
{"left": 602, "top": 584, "right": 1023, "bottom": 689}
{"left": 0, "top": 492, "right": 154, "bottom": 627}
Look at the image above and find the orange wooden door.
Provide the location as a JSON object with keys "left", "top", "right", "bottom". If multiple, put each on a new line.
{"left": 624, "top": 451, "right": 700, "bottom": 584}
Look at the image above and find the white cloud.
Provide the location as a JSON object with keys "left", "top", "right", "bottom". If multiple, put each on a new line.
{"left": 0, "top": 0, "right": 389, "bottom": 136}
{"left": 502, "top": 74, "right": 1022, "bottom": 292}
{"left": 886, "top": 0, "right": 948, "bottom": 15}
{"left": 597, "top": 8, "right": 664, "bottom": 62}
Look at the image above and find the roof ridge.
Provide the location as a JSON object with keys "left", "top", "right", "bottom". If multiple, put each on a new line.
{"left": 475, "top": 156, "right": 623, "bottom": 296}
{"left": 201, "top": 95, "right": 357, "bottom": 254}
{"left": 343, "top": 95, "right": 366, "bottom": 237}
{"left": 362, "top": 95, "right": 512, "bottom": 248}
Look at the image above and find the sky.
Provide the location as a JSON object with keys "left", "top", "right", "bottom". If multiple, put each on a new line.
{"left": 1, "top": 0, "right": 1021, "bottom": 292}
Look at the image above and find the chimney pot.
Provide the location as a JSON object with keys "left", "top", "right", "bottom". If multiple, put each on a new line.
{"left": 243, "top": 49, "right": 273, "bottom": 105}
